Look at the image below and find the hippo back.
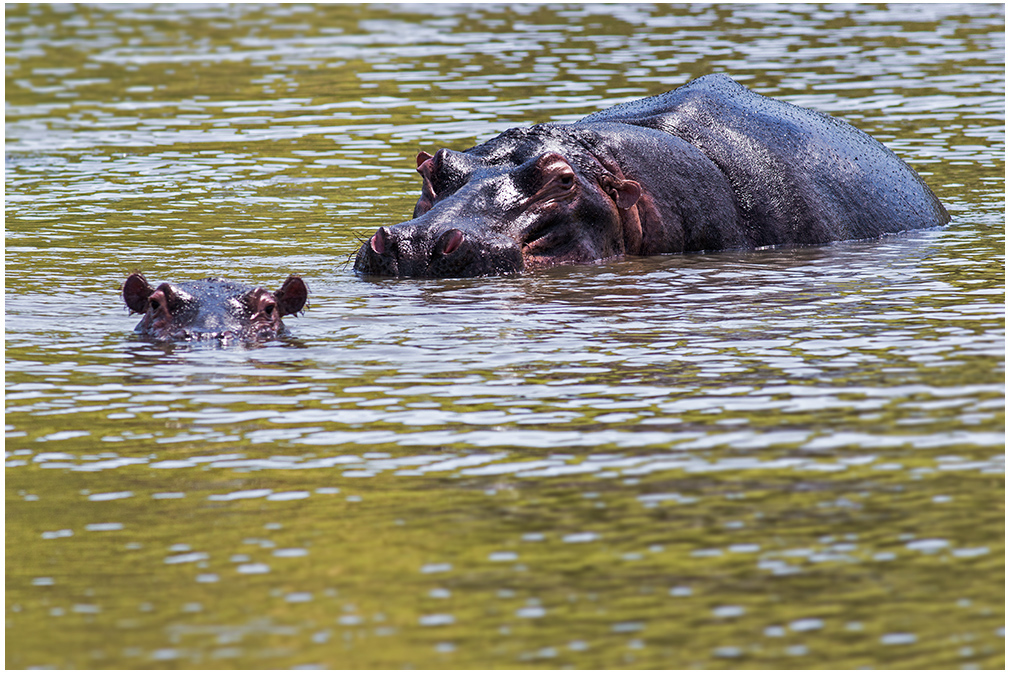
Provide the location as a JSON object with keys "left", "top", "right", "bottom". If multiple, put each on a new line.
{"left": 580, "top": 74, "right": 949, "bottom": 246}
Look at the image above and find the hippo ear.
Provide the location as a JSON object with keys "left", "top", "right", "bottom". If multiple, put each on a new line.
{"left": 123, "top": 273, "right": 154, "bottom": 314}
{"left": 612, "top": 180, "right": 641, "bottom": 210}
{"left": 414, "top": 151, "right": 438, "bottom": 216}
{"left": 601, "top": 174, "right": 641, "bottom": 211}
{"left": 275, "top": 276, "right": 308, "bottom": 317}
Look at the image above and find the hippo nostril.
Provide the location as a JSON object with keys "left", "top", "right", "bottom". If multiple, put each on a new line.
{"left": 371, "top": 227, "right": 390, "bottom": 255}
{"left": 437, "top": 229, "right": 464, "bottom": 257}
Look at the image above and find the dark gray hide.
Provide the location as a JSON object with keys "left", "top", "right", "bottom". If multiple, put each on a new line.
{"left": 122, "top": 274, "right": 308, "bottom": 343}
{"left": 354, "top": 74, "right": 948, "bottom": 278}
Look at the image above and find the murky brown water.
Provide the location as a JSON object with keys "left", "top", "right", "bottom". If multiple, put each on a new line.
{"left": 5, "top": 3, "right": 1004, "bottom": 669}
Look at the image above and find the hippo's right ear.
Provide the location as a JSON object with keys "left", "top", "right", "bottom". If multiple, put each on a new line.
{"left": 123, "top": 273, "right": 154, "bottom": 314}
{"left": 275, "top": 276, "right": 308, "bottom": 317}
{"left": 414, "top": 151, "right": 437, "bottom": 216}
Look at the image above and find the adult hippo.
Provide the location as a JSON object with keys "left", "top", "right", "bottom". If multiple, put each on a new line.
{"left": 122, "top": 273, "right": 308, "bottom": 342}
{"left": 354, "top": 74, "right": 948, "bottom": 278}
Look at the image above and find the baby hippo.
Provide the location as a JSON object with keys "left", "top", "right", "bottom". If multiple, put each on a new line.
{"left": 122, "top": 273, "right": 308, "bottom": 343}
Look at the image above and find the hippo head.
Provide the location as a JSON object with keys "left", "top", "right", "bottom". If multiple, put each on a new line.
{"left": 122, "top": 273, "right": 308, "bottom": 343}
{"left": 354, "top": 127, "right": 642, "bottom": 278}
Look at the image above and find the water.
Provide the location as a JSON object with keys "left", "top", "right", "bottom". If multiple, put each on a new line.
{"left": 5, "top": 3, "right": 1004, "bottom": 669}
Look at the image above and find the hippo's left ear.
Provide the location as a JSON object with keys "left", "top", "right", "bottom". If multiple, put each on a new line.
{"left": 275, "top": 276, "right": 308, "bottom": 316}
{"left": 123, "top": 273, "right": 154, "bottom": 314}
{"left": 601, "top": 175, "right": 642, "bottom": 211}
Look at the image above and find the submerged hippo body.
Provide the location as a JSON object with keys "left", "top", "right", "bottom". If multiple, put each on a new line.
{"left": 354, "top": 74, "right": 948, "bottom": 278}
{"left": 122, "top": 273, "right": 308, "bottom": 342}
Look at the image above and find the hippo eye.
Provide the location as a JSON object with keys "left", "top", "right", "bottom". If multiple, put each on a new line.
{"left": 150, "top": 299, "right": 160, "bottom": 312}
{"left": 560, "top": 174, "right": 574, "bottom": 189}
{"left": 263, "top": 303, "right": 276, "bottom": 317}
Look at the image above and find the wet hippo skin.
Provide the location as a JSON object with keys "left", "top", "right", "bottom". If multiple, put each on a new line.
{"left": 122, "top": 274, "right": 308, "bottom": 343}
{"left": 354, "top": 74, "right": 949, "bottom": 278}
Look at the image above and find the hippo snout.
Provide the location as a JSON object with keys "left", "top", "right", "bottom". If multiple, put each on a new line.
{"left": 354, "top": 223, "right": 523, "bottom": 278}
{"left": 434, "top": 228, "right": 465, "bottom": 257}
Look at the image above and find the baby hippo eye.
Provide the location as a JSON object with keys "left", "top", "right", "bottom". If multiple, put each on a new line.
{"left": 150, "top": 299, "right": 161, "bottom": 312}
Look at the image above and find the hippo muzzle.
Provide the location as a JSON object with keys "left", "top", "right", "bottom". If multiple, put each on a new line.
{"left": 354, "top": 219, "right": 524, "bottom": 278}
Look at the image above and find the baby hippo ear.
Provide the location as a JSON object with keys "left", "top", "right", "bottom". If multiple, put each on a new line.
{"left": 123, "top": 273, "right": 154, "bottom": 314}
{"left": 275, "top": 276, "right": 308, "bottom": 316}
{"left": 600, "top": 174, "right": 641, "bottom": 210}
